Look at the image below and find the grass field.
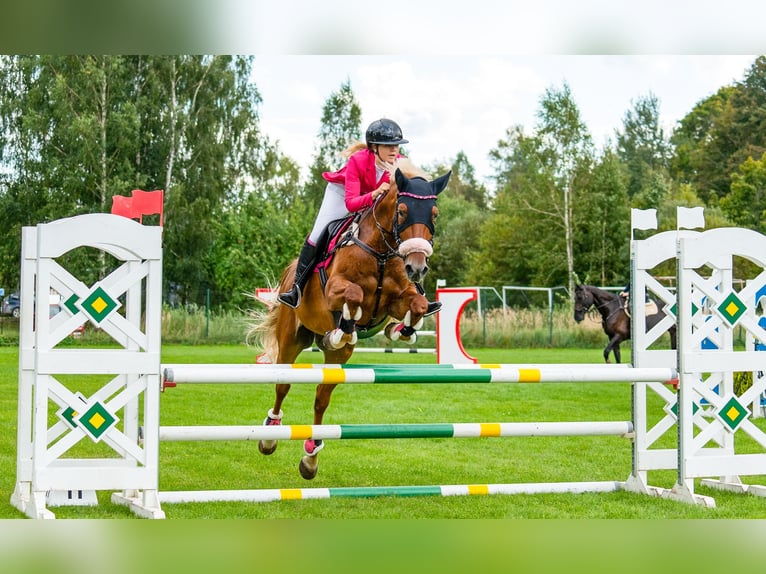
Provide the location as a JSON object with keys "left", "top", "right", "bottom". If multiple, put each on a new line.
{"left": 2, "top": 343, "right": 766, "bottom": 520}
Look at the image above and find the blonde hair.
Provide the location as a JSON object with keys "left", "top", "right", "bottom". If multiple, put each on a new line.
{"left": 341, "top": 142, "right": 366, "bottom": 158}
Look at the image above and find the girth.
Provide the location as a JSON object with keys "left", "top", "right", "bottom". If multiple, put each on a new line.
{"left": 318, "top": 235, "right": 401, "bottom": 330}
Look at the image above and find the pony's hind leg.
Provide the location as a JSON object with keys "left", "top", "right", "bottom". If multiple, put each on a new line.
{"left": 258, "top": 383, "right": 290, "bottom": 455}
{"left": 297, "top": 347, "right": 351, "bottom": 479}
{"left": 258, "top": 317, "right": 313, "bottom": 456}
{"left": 298, "top": 383, "right": 339, "bottom": 480}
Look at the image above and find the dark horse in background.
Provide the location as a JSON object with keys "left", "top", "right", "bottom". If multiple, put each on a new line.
{"left": 573, "top": 284, "right": 677, "bottom": 363}
{"left": 251, "top": 165, "right": 451, "bottom": 479}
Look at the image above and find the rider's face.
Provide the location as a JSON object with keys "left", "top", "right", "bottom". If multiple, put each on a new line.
{"left": 375, "top": 144, "right": 400, "bottom": 164}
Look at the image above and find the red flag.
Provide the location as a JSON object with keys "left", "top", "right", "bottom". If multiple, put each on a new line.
{"left": 111, "top": 195, "right": 136, "bottom": 220}
{"left": 130, "top": 189, "right": 164, "bottom": 226}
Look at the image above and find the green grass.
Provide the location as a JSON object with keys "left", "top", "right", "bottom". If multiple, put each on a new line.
{"left": 2, "top": 344, "right": 766, "bottom": 519}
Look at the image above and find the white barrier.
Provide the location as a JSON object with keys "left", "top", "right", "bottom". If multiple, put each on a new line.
{"left": 12, "top": 212, "right": 766, "bottom": 518}
{"left": 10, "top": 214, "right": 165, "bottom": 519}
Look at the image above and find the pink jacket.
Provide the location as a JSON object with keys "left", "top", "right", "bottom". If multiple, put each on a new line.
{"left": 323, "top": 148, "right": 402, "bottom": 212}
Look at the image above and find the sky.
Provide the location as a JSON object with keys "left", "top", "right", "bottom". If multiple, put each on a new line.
{"left": 250, "top": 55, "right": 757, "bottom": 186}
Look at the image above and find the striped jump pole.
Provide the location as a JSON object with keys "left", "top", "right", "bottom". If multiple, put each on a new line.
{"left": 158, "top": 481, "right": 624, "bottom": 504}
{"left": 159, "top": 421, "right": 634, "bottom": 442}
{"left": 162, "top": 363, "right": 677, "bottom": 388}
{"left": 304, "top": 346, "right": 436, "bottom": 354}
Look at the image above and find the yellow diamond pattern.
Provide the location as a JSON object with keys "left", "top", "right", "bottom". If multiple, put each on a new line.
{"left": 88, "top": 412, "right": 106, "bottom": 429}
{"left": 726, "top": 406, "right": 740, "bottom": 421}
{"left": 725, "top": 302, "right": 739, "bottom": 317}
{"left": 91, "top": 297, "right": 108, "bottom": 314}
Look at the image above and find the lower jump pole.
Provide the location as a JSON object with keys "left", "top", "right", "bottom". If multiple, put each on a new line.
{"left": 157, "top": 481, "right": 624, "bottom": 504}
{"left": 158, "top": 421, "right": 634, "bottom": 442}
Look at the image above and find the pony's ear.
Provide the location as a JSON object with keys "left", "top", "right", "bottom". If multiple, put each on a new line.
{"left": 431, "top": 170, "right": 452, "bottom": 195}
{"left": 394, "top": 168, "right": 409, "bottom": 191}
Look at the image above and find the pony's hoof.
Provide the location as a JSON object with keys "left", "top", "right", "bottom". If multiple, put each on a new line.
{"left": 299, "top": 456, "right": 318, "bottom": 480}
{"left": 259, "top": 409, "right": 282, "bottom": 454}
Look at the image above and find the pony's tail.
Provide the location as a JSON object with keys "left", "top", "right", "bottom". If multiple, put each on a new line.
{"left": 245, "top": 265, "right": 294, "bottom": 363}
{"left": 246, "top": 302, "right": 280, "bottom": 363}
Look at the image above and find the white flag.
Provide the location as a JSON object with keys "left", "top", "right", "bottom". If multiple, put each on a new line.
{"left": 677, "top": 206, "right": 705, "bottom": 230}
{"left": 631, "top": 208, "right": 657, "bottom": 231}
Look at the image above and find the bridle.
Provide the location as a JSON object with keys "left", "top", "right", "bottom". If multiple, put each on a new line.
{"left": 367, "top": 190, "right": 437, "bottom": 254}
{"left": 577, "top": 288, "right": 622, "bottom": 322}
{"left": 342, "top": 187, "right": 436, "bottom": 326}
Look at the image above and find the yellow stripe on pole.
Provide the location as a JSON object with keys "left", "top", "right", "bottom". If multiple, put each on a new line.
{"left": 290, "top": 425, "right": 313, "bottom": 440}
{"left": 467, "top": 484, "right": 489, "bottom": 495}
{"left": 479, "top": 423, "right": 501, "bottom": 437}
{"left": 322, "top": 368, "right": 346, "bottom": 384}
{"left": 518, "top": 368, "right": 541, "bottom": 382}
{"left": 281, "top": 489, "right": 303, "bottom": 500}
{"left": 480, "top": 364, "right": 501, "bottom": 369}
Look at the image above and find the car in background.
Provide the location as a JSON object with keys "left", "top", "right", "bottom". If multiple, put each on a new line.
{"left": 1, "top": 293, "right": 20, "bottom": 318}
{"left": 1, "top": 293, "right": 62, "bottom": 318}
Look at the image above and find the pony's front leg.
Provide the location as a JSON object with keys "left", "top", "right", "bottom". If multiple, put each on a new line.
{"left": 604, "top": 336, "right": 622, "bottom": 364}
{"left": 299, "top": 383, "right": 338, "bottom": 480}
{"left": 384, "top": 291, "right": 428, "bottom": 344}
{"left": 322, "top": 282, "right": 364, "bottom": 350}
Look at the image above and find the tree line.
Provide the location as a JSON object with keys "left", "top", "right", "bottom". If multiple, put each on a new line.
{"left": 1, "top": 55, "right": 764, "bottom": 310}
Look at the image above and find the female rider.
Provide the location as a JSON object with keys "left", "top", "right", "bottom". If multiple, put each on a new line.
{"left": 277, "top": 118, "right": 441, "bottom": 317}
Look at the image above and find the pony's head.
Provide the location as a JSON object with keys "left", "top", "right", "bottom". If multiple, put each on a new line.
{"left": 573, "top": 284, "right": 594, "bottom": 323}
{"left": 393, "top": 168, "right": 451, "bottom": 283}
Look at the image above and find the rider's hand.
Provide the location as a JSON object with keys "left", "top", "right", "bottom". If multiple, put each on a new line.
{"left": 373, "top": 183, "right": 390, "bottom": 200}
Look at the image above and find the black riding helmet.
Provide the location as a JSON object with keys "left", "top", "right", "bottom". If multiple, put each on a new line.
{"left": 365, "top": 118, "right": 409, "bottom": 149}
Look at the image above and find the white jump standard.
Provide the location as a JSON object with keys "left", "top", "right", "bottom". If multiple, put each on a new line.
{"left": 12, "top": 211, "right": 766, "bottom": 518}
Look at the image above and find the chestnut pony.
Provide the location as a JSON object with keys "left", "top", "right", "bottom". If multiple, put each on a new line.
{"left": 251, "top": 166, "right": 451, "bottom": 479}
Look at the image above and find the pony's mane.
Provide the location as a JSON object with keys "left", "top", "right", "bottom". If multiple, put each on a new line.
{"left": 585, "top": 285, "right": 618, "bottom": 300}
{"left": 395, "top": 157, "right": 429, "bottom": 180}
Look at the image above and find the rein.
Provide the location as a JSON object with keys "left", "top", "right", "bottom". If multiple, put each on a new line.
{"left": 332, "top": 185, "right": 436, "bottom": 327}
{"left": 586, "top": 292, "right": 623, "bottom": 323}
{"left": 332, "top": 193, "right": 401, "bottom": 327}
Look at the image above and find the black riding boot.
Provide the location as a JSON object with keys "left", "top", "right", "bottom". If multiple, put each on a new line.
{"left": 278, "top": 240, "right": 318, "bottom": 309}
{"left": 415, "top": 283, "right": 442, "bottom": 317}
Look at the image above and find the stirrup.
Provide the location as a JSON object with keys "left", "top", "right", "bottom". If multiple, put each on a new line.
{"left": 277, "top": 285, "right": 301, "bottom": 309}
{"left": 424, "top": 301, "right": 442, "bottom": 317}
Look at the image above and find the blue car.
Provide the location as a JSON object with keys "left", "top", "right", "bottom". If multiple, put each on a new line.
{"left": 1, "top": 293, "right": 20, "bottom": 318}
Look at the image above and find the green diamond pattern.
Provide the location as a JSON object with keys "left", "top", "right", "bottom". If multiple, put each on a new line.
{"left": 716, "top": 396, "right": 749, "bottom": 432}
{"left": 64, "top": 294, "right": 79, "bottom": 315}
{"left": 60, "top": 406, "right": 78, "bottom": 428}
{"left": 56, "top": 392, "right": 87, "bottom": 429}
{"left": 664, "top": 302, "right": 676, "bottom": 319}
{"left": 81, "top": 286, "right": 118, "bottom": 324}
{"left": 669, "top": 302, "right": 696, "bottom": 317}
{"left": 716, "top": 291, "right": 747, "bottom": 327}
{"left": 77, "top": 402, "right": 117, "bottom": 441}
{"left": 669, "top": 399, "right": 700, "bottom": 419}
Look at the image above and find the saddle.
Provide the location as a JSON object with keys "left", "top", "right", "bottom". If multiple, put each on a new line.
{"left": 621, "top": 294, "right": 658, "bottom": 318}
{"left": 312, "top": 213, "right": 392, "bottom": 337}
{"left": 314, "top": 215, "right": 357, "bottom": 272}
